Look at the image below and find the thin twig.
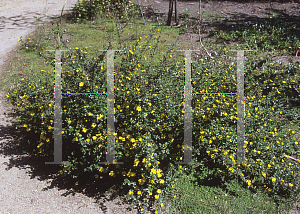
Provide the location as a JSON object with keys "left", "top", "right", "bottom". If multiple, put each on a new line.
{"left": 174, "top": 161, "right": 204, "bottom": 183}
{"left": 198, "top": 0, "right": 213, "bottom": 59}
{"left": 12, "top": 155, "right": 32, "bottom": 167}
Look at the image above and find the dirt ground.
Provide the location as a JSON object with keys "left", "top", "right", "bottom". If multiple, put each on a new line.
{"left": 135, "top": 0, "right": 300, "bottom": 23}
{"left": 0, "top": 0, "right": 300, "bottom": 213}
{"left": 132, "top": 0, "right": 300, "bottom": 64}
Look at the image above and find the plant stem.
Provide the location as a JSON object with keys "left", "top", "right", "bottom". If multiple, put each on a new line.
{"left": 198, "top": 0, "right": 213, "bottom": 58}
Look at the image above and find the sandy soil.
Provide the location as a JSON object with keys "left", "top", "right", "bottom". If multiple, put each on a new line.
{"left": 0, "top": 0, "right": 75, "bottom": 70}
{"left": 135, "top": 0, "right": 300, "bottom": 21}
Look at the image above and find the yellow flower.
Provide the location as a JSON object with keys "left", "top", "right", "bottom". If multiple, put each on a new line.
{"left": 155, "top": 195, "right": 159, "bottom": 199}
{"left": 151, "top": 168, "right": 157, "bottom": 174}
{"left": 159, "top": 179, "right": 165, "bottom": 184}
{"left": 127, "top": 172, "right": 136, "bottom": 177}
{"left": 91, "top": 123, "right": 97, "bottom": 128}
{"left": 246, "top": 180, "right": 251, "bottom": 186}
{"left": 97, "top": 114, "right": 103, "bottom": 120}
{"left": 79, "top": 82, "right": 84, "bottom": 87}
{"left": 136, "top": 106, "right": 141, "bottom": 111}
{"left": 138, "top": 178, "right": 145, "bottom": 185}
{"left": 109, "top": 171, "right": 115, "bottom": 176}
{"left": 133, "top": 159, "right": 139, "bottom": 167}
{"left": 82, "top": 128, "right": 87, "bottom": 133}
{"left": 289, "top": 183, "right": 293, "bottom": 187}
{"left": 37, "top": 142, "right": 44, "bottom": 148}
{"left": 157, "top": 189, "right": 162, "bottom": 194}
{"left": 272, "top": 177, "right": 276, "bottom": 182}
{"left": 137, "top": 191, "right": 142, "bottom": 195}
{"left": 129, "top": 190, "right": 133, "bottom": 195}
{"left": 262, "top": 172, "right": 266, "bottom": 177}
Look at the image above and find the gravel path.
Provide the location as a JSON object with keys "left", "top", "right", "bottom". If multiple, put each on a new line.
{"left": 0, "top": 1, "right": 138, "bottom": 213}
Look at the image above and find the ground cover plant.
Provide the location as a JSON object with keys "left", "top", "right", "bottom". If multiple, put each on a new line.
{"left": 3, "top": 0, "right": 300, "bottom": 213}
{"left": 71, "top": 0, "right": 140, "bottom": 22}
{"left": 210, "top": 14, "right": 300, "bottom": 55}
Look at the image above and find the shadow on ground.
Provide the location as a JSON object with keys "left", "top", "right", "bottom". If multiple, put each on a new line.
{"left": 0, "top": 112, "right": 137, "bottom": 213}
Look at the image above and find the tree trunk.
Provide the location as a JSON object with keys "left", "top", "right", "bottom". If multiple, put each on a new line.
{"left": 167, "top": 0, "right": 174, "bottom": 26}
{"left": 175, "top": 0, "right": 178, "bottom": 25}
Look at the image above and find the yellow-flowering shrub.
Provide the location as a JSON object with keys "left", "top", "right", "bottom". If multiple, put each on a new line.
{"left": 6, "top": 23, "right": 300, "bottom": 212}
